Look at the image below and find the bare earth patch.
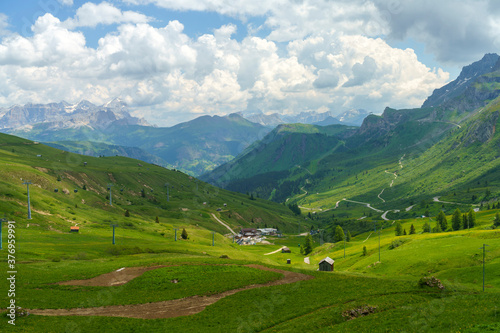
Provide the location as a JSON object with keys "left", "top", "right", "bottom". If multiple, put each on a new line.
{"left": 29, "top": 265, "right": 313, "bottom": 319}
{"left": 58, "top": 266, "right": 166, "bottom": 287}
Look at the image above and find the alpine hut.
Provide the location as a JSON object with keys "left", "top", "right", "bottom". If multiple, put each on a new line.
{"left": 318, "top": 257, "right": 334, "bottom": 271}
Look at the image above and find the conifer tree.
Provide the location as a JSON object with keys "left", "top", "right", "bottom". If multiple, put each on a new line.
{"left": 346, "top": 230, "right": 352, "bottom": 242}
{"left": 494, "top": 212, "right": 500, "bottom": 227}
{"left": 155, "top": 216, "right": 159, "bottom": 223}
{"left": 422, "top": 222, "right": 430, "bottom": 233}
{"left": 403, "top": 229, "right": 407, "bottom": 235}
{"left": 433, "top": 221, "right": 442, "bottom": 233}
{"left": 395, "top": 221, "right": 403, "bottom": 236}
{"left": 436, "top": 211, "right": 447, "bottom": 231}
{"left": 410, "top": 224, "right": 416, "bottom": 234}
{"left": 468, "top": 209, "right": 476, "bottom": 228}
{"left": 124, "top": 209, "right": 130, "bottom": 217}
{"left": 181, "top": 228, "right": 188, "bottom": 240}
{"left": 462, "top": 214, "right": 469, "bottom": 229}
{"left": 362, "top": 246, "right": 367, "bottom": 256}
{"left": 333, "top": 225, "right": 345, "bottom": 243}
{"left": 303, "top": 234, "right": 313, "bottom": 255}
{"left": 451, "top": 208, "right": 462, "bottom": 231}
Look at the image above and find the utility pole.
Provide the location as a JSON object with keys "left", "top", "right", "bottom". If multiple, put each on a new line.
{"left": 480, "top": 244, "right": 489, "bottom": 292}
{"left": 23, "top": 180, "right": 32, "bottom": 219}
{"left": 111, "top": 224, "right": 118, "bottom": 244}
{"left": 211, "top": 231, "right": 216, "bottom": 246}
{"left": 107, "top": 184, "right": 113, "bottom": 206}
{"left": 174, "top": 228, "right": 178, "bottom": 241}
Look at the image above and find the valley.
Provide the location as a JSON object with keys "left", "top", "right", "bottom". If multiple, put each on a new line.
{"left": 1, "top": 124, "right": 500, "bottom": 332}
{"left": 2, "top": 54, "right": 500, "bottom": 332}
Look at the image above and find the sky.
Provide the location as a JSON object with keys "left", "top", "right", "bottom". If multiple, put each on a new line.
{"left": 1, "top": 0, "right": 500, "bottom": 126}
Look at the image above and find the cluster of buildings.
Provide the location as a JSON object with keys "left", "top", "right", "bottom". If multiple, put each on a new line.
{"left": 235, "top": 227, "right": 279, "bottom": 245}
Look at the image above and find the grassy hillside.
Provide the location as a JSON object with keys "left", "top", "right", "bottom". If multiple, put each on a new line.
{"left": 0, "top": 132, "right": 304, "bottom": 241}
{"left": 44, "top": 140, "right": 171, "bottom": 167}
{"left": 1, "top": 180, "right": 500, "bottom": 332}
{"left": 202, "top": 124, "right": 357, "bottom": 201}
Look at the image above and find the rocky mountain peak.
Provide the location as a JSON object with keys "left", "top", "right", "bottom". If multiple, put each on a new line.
{"left": 0, "top": 99, "right": 151, "bottom": 131}
{"left": 422, "top": 53, "right": 500, "bottom": 108}
{"left": 76, "top": 100, "right": 95, "bottom": 110}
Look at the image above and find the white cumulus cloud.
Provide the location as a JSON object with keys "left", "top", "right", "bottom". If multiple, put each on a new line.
{"left": 64, "top": 2, "right": 151, "bottom": 29}
{"left": 0, "top": 1, "right": 456, "bottom": 125}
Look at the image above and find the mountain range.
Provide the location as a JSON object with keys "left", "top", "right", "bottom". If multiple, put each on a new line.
{"left": 203, "top": 53, "right": 500, "bottom": 214}
{"left": 4, "top": 53, "right": 500, "bottom": 196}
{"left": 1, "top": 101, "right": 271, "bottom": 175}
{"left": 0, "top": 98, "right": 151, "bottom": 132}
{"left": 239, "top": 109, "right": 370, "bottom": 127}
{"left": 0, "top": 100, "right": 370, "bottom": 176}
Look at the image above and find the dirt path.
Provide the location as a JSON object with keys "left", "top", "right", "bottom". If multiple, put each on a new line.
{"left": 433, "top": 196, "right": 477, "bottom": 206}
{"left": 29, "top": 265, "right": 313, "bottom": 319}
{"left": 363, "top": 232, "right": 373, "bottom": 242}
{"left": 381, "top": 209, "right": 400, "bottom": 221}
{"left": 343, "top": 199, "right": 383, "bottom": 213}
{"left": 264, "top": 246, "right": 286, "bottom": 255}
{"left": 378, "top": 188, "right": 386, "bottom": 203}
{"left": 211, "top": 213, "right": 237, "bottom": 235}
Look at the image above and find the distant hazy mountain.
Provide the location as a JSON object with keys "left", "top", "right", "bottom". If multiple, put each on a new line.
{"left": 0, "top": 98, "right": 150, "bottom": 132}
{"left": 4, "top": 107, "right": 269, "bottom": 176}
{"left": 240, "top": 109, "right": 369, "bottom": 127}
{"left": 422, "top": 53, "right": 499, "bottom": 108}
{"left": 337, "top": 109, "right": 372, "bottom": 125}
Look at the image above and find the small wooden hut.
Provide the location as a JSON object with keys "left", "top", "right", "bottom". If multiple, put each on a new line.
{"left": 318, "top": 257, "right": 334, "bottom": 271}
{"left": 281, "top": 246, "right": 291, "bottom": 253}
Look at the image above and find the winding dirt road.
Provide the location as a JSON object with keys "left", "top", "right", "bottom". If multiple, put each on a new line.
{"left": 29, "top": 265, "right": 313, "bottom": 319}
{"left": 211, "top": 213, "right": 237, "bottom": 235}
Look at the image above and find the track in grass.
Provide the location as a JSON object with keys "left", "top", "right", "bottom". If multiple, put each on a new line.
{"left": 29, "top": 265, "right": 314, "bottom": 319}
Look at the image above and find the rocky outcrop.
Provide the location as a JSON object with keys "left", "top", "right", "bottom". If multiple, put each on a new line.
{"left": 463, "top": 111, "right": 499, "bottom": 146}
{"left": 422, "top": 53, "right": 499, "bottom": 108}
{"left": 355, "top": 107, "right": 410, "bottom": 141}
{"left": 443, "top": 74, "right": 500, "bottom": 113}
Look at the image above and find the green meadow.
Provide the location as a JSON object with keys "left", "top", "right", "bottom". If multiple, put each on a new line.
{"left": 1, "top": 133, "right": 500, "bottom": 332}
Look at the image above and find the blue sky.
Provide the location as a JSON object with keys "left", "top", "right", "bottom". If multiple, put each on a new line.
{"left": 0, "top": 0, "right": 498, "bottom": 125}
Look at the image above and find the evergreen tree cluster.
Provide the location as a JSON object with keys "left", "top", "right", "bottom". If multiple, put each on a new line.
{"left": 426, "top": 209, "right": 476, "bottom": 233}
{"left": 287, "top": 203, "right": 301, "bottom": 216}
